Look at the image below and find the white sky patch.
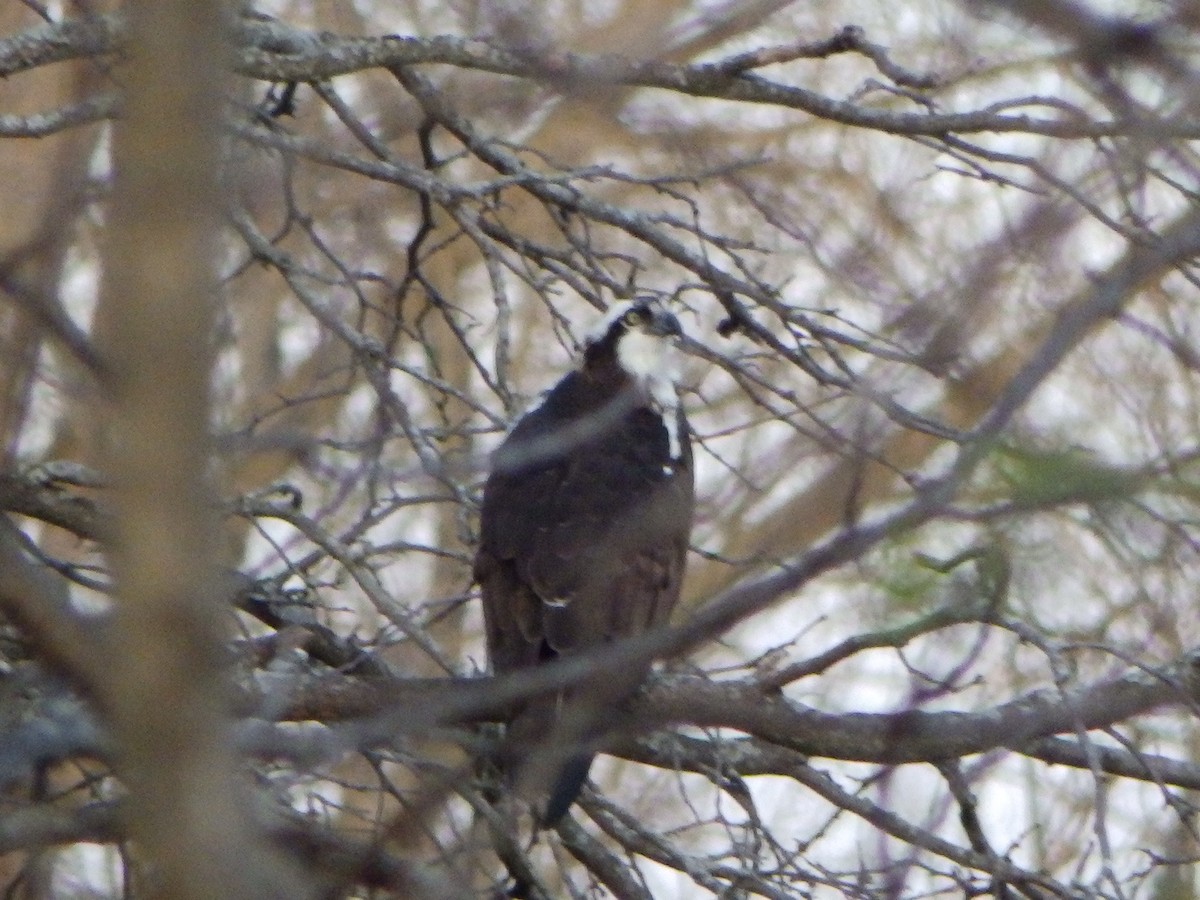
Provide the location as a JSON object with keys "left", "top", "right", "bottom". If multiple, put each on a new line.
{"left": 51, "top": 842, "right": 124, "bottom": 896}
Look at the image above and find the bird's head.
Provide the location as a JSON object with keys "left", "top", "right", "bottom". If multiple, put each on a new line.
{"left": 583, "top": 298, "right": 684, "bottom": 384}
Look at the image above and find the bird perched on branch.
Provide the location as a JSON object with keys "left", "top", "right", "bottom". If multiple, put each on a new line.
{"left": 474, "top": 297, "right": 694, "bottom": 827}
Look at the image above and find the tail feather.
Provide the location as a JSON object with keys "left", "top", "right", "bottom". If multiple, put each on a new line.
{"left": 502, "top": 693, "right": 601, "bottom": 827}
{"left": 502, "top": 661, "right": 647, "bottom": 826}
{"left": 539, "top": 752, "right": 594, "bottom": 827}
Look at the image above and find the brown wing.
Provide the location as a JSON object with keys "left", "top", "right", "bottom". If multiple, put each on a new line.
{"left": 475, "top": 388, "right": 692, "bottom": 670}
{"left": 538, "top": 496, "right": 691, "bottom": 656}
{"left": 473, "top": 377, "right": 693, "bottom": 824}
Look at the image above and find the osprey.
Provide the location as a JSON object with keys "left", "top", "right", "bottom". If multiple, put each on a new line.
{"left": 475, "top": 298, "right": 694, "bottom": 826}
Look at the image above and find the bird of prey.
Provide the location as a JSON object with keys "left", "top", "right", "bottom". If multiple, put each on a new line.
{"left": 474, "top": 297, "right": 694, "bottom": 826}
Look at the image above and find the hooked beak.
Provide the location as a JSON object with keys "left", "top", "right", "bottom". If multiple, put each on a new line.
{"left": 647, "top": 309, "right": 683, "bottom": 339}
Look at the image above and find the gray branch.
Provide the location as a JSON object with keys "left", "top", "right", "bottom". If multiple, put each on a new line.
{"left": 4, "top": 12, "right": 1200, "bottom": 141}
